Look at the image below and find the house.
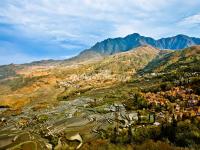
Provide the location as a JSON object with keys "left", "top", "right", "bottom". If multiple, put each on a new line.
{"left": 0, "top": 117, "right": 6, "bottom": 122}
{"left": 175, "top": 104, "right": 180, "bottom": 112}
{"left": 188, "top": 100, "right": 198, "bottom": 107}
{"left": 195, "top": 107, "right": 200, "bottom": 116}
{"left": 153, "top": 122, "right": 160, "bottom": 126}
{"left": 151, "top": 73, "right": 156, "bottom": 76}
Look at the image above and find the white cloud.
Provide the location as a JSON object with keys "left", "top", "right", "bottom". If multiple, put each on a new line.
{"left": 0, "top": 0, "right": 200, "bottom": 65}
{"left": 0, "top": 0, "right": 178, "bottom": 43}
{"left": 179, "top": 13, "right": 200, "bottom": 26}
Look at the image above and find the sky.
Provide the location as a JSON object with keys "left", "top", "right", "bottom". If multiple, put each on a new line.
{"left": 0, "top": 0, "right": 200, "bottom": 65}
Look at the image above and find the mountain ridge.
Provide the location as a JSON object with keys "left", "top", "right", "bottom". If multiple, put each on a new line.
{"left": 1, "top": 33, "right": 200, "bottom": 68}
{"left": 83, "top": 33, "right": 200, "bottom": 55}
{"left": 1, "top": 33, "right": 200, "bottom": 80}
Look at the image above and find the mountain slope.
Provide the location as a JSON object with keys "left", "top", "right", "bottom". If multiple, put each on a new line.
{"left": 92, "top": 45, "right": 160, "bottom": 75}
{"left": 0, "top": 45, "right": 160, "bottom": 108}
{"left": 61, "top": 50, "right": 104, "bottom": 66}
{"left": 0, "top": 64, "right": 18, "bottom": 80}
{"left": 141, "top": 45, "right": 200, "bottom": 73}
{"left": 83, "top": 33, "right": 200, "bottom": 55}
{"left": 1, "top": 33, "right": 199, "bottom": 76}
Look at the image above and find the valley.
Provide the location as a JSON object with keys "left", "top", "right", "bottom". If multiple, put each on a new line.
{"left": 0, "top": 45, "right": 200, "bottom": 150}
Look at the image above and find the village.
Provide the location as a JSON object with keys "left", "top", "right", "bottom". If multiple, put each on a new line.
{"left": 0, "top": 84, "right": 200, "bottom": 149}
{"left": 0, "top": 66, "right": 200, "bottom": 149}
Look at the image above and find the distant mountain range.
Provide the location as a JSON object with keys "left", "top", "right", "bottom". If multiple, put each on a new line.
{"left": 82, "top": 33, "right": 200, "bottom": 55}
{"left": 1, "top": 33, "right": 200, "bottom": 80}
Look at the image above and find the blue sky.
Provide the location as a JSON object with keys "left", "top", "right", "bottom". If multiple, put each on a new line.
{"left": 0, "top": 0, "right": 200, "bottom": 65}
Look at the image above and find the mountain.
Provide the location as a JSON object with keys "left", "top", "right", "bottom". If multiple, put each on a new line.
{"left": 90, "top": 45, "right": 160, "bottom": 75}
{"left": 1, "top": 33, "right": 200, "bottom": 80}
{"left": 82, "top": 33, "right": 200, "bottom": 55}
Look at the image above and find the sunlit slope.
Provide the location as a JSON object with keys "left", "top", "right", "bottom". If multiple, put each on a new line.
{"left": 56, "top": 45, "right": 160, "bottom": 100}
{"left": 0, "top": 45, "right": 160, "bottom": 108}
{"left": 141, "top": 46, "right": 200, "bottom": 73}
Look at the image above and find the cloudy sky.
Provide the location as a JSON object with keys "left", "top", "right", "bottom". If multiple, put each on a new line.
{"left": 0, "top": 0, "right": 200, "bottom": 65}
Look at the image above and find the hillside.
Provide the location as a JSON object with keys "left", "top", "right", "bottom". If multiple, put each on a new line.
{"left": 83, "top": 33, "right": 200, "bottom": 55}
{"left": 1, "top": 45, "right": 199, "bottom": 109}
{"left": 0, "top": 45, "right": 159, "bottom": 108}
{"left": 1, "top": 33, "right": 200, "bottom": 81}
{"left": 0, "top": 45, "right": 200, "bottom": 150}
{"left": 141, "top": 45, "right": 200, "bottom": 73}
{"left": 54, "top": 45, "right": 160, "bottom": 101}
{"left": 61, "top": 50, "right": 104, "bottom": 66}
{"left": 92, "top": 45, "right": 159, "bottom": 75}
{"left": 0, "top": 51, "right": 102, "bottom": 81}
